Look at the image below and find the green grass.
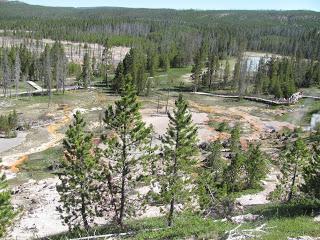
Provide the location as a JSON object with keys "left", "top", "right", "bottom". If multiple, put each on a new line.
{"left": 153, "top": 67, "right": 192, "bottom": 90}
{"left": 45, "top": 213, "right": 235, "bottom": 240}
{"left": 8, "top": 146, "right": 63, "bottom": 186}
{"left": 261, "top": 217, "right": 320, "bottom": 239}
{"left": 246, "top": 200, "right": 320, "bottom": 239}
{"left": 45, "top": 203, "right": 320, "bottom": 240}
{"left": 232, "top": 186, "right": 264, "bottom": 198}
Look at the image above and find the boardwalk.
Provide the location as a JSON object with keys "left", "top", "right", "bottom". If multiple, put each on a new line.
{"left": 0, "top": 81, "right": 83, "bottom": 98}
{"left": 193, "top": 91, "right": 320, "bottom": 106}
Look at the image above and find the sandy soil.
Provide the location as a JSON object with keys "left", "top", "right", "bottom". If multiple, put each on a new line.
{"left": 1, "top": 106, "right": 72, "bottom": 174}
{"left": 0, "top": 36, "right": 130, "bottom": 66}
{"left": 237, "top": 167, "right": 279, "bottom": 206}
{"left": 2, "top": 91, "right": 299, "bottom": 239}
{"left": 189, "top": 100, "right": 295, "bottom": 143}
{"left": 6, "top": 178, "right": 67, "bottom": 240}
{"left": 142, "top": 107, "right": 215, "bottom": 142}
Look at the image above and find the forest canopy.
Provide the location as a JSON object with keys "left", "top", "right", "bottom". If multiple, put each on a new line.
{"left": 0, "top": 1, "right": 320, "bottom": 61}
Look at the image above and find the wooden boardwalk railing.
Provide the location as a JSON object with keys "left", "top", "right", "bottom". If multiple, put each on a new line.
{"left": 193, "top": 92, "right": 320, "bottom": 106}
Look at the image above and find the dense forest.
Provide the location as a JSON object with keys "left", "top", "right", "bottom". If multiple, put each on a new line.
{"left": 1, "top": 1, "right": 320, "bottom": 100}
{"left": 1, "top": 2, "right": 320, "bottom": 239}
{"left": 0, "top": 1, "right": 320, "bottom": 63}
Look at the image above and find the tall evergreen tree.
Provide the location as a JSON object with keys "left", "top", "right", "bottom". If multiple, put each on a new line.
{"left": 192, "top": 51, "right": 203, "bottom": 92}
{"left": 197, "top": 140, "right": 229, "bottom": 218}
{"left": 301, "top": 142, "right": 320, "bottom": 200}
{"left": 57, "top": 111, "right": 100, "bottom": 230}
{"left": 14, "top": 51, "right": 21, "bottom": 97}
{"left": 223, "top": 124, "right": 246, "bottom": 192}
{"left": 233, "top": 57, "right": 241, "bottom": 93}
{"left": 0, "top": 159, "right": 15, "bottom": 237}
{"left": 223, "top": 60, "right": 230, "bottom": 88}
{"left": 159, "top": 94, "right": 199, "bottom": 226}
{"left": 43, "top": 45, "right": 52, "bottom": 105}
{"left": 102, "top": 38, "right": 112, "bottom": 87}
{"left": 2, "top": 49, "right": 10, "bottom": 97}
{"left": 271, "top": 137, "right": 310, "bottom": 202}
{"left": 101, "top": 81, "right": 153, "bottom": 227}
{"left": 53, "top": 43, "right": 67, "bottom": 93}
{"left": 204, "top": 141, "right": 226, "bottom": 183}
{"left": 147, "top": 46, "right": 159, "bottom": 77}
{"left": 224, "top": 152, "right": 246, "bottom": 193}
{"left": 112, "top": 62, "right": 125, "bottom": 93}
{"left": 81, "top": 53, "right": 92, "bottom": 89}
{"left": 244, "top": 143, "right": 268, "bottom": 188}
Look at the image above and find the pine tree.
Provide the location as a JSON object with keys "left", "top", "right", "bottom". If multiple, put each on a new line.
{"left": 254, "top": 58, "right": 267, "bottom": 94}
{"left": 224, "top": 152, "right": 246, "bottom": 193}
{"left": 301, "top": 143, "right": 320, "bottom": 200}
{"left": 233, "top": 57, "right": 241, "bottom": 93}
{"left": 81, "top": 53, "right": 92, "bottom": 89}
{"left": 192, "top": 51, "right": 203, "bottom": 92}
{"left": 0, "top": 160, "right": 15, "bottom": 237}
{"left": 14, "top": 51, "right": 21, "bottom": 98}
{"left": 159, "top": 94, "right": 199, "bottom": 226}
{"left": 43, "top": 45, "right": 52, "bottom": 105}
{"left": 271, "top": 137, "right": 310, "bottom": 202}
{"left": 207, "top": 55, "right": 215, "bottom": 90}
{"left": 204, "top": 141, "right": 226, "bottom": 182}
{"left": 223, "top": 124, "right": 246, "bottom": 192}
{"left": 102, "top": 38, "right": 112, "bottom": 87}
{"left": 2, "top": 49, "right": 10, "bottom": 97}
{"left": 229, "top": 124, "right": 241, "bottom": 153}
{"left": 101, "top": 81, "right": 153, "bottom": 227}
{"left": 223, "top": 60, "right": 230, "bottom": 88}
{"left": 147, "top": 47, "right": 159, "bottom": 77}
{"left": 57, "top": 112, "right": 100, "bottom": 230}
{"left": 53, "top": 44, "right": 67, "bottom": 93}
{"left": 160, "top": 53, "right": 170, "bottom": 72}
{"left": 244, "top": 143, "right": 268, "bottom": 189}
{"left": 119, "top": 48, "right": 147, "bottom": 95}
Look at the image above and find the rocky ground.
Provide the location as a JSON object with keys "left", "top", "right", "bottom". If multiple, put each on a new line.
{"left": 7, "top": 178, "right": 66, "bottom": 240}
{"left": 0, "top": 88, "right": 308, "bottom": 239}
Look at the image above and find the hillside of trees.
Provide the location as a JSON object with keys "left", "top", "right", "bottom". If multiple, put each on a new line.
{"left": 0, "top": 1, "right": 320, "bottom": 62}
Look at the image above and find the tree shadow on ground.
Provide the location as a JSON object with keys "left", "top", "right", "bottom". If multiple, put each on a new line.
{"left": 249, "top": 199, "right": 320, "bottom": 219}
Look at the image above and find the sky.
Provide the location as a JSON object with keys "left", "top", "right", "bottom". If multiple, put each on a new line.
{"left": 15, "top": 0, "right": 320, "bottom": 11}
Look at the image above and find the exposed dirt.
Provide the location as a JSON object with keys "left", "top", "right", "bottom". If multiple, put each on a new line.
{"left": 2, "top": 89, "right": 301, "bottom": 239}
{"left": 0, "top": 36, "right": 130, "bottom": 66}
{"left": 7, "top": 178, "right": 68, "bottom": 240}
{"left": 142, "top": 107, "right": 215, "bottom": 142}
{"left": 189, "top": 100, "right": 295, "bottom": 143}
{"left": 237, "top": 167, "right": 280, "bottom": 206}
{"left": 0, "top": 132, "right": 28, "bottom": 154}
{"left": 1, "top": 105, "right": 72, "bottom": 173}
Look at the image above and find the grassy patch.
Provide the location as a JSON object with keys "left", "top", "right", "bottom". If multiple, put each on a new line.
{"left": 249, "top": 200, "right": 320, "bottom": 219}
{"left": 261, "top": 217, "right": 320, "bottom": 239}
{"left": 232, "top": 186, "right": 264, "bottom": 198}
{"left": 45, "top": 201, "right": 320, "bottom": 240}
{"left": 153, "top": 67, "right": 192, "bottom": 90}
{"left": 9, "top": 146, "right": 63, "bottom": 185}
{"left": 45, "top": 213, "right": 235, "bottom": 240}
{"left": 242, "top": 201, "right": 320, "bottom": 239}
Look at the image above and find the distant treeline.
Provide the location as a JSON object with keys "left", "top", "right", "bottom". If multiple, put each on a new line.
{"left": 0, "top": 2, "right": 320, "bottom": 63}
